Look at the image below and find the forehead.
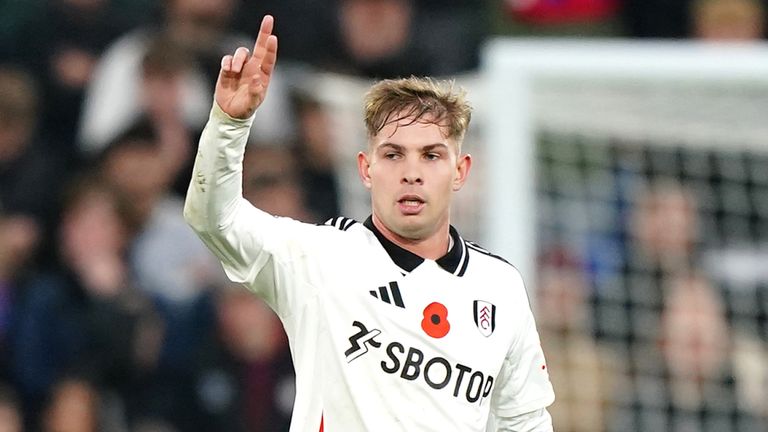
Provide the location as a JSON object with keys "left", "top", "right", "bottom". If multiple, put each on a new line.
{"left": 371, "top": 114, "right": 455, "bottom": 148}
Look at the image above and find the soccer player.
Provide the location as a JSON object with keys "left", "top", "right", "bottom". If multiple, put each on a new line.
{"left": 184, "top": 15, "right": 555, "bottom": 431}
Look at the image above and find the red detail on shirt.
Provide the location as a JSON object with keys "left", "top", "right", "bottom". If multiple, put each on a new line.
{"left": 319, "top": 414, "right": 324, "bottom": 432}
{"left": 421, "top": 302, "right": 450, "bottom": 338}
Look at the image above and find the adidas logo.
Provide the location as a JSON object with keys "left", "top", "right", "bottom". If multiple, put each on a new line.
{"left": 369, "top": 281, "right": 405, "bottom": 308}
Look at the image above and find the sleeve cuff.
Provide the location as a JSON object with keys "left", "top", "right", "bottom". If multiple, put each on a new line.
{"left": 493, "top": 393, "right": 556, "bottom": 418}
{"left": 209, "top": 101, "right": 257, "bottom": 127}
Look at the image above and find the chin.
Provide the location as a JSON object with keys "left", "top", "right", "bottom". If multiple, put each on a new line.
{"left": 392, "top": 218, "right": 432, "bottom": 240}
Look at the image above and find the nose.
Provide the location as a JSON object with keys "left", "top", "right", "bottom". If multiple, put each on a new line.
{"left": 401, "top": 160, "right": 423, "bottom": 185}
{"left": 401, "top": 174, "right": 423, "bottom": 185}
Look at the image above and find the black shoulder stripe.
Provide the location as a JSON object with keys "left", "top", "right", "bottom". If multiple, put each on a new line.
{"left": 457, "top": 241, "right": 470, "bottom": 277}
{"left": 342, "top": 218, "right": 358, "bottom": 231}
{"left": 467, "top": 242, "right": 511, "bottom": 266}
{"left": 320, "top": 216, "right": 359, "bottom": 232}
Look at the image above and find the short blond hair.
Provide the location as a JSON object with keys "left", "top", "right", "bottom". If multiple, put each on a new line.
{"left": 363, "top": 76, "right": 472, "bottom": 147}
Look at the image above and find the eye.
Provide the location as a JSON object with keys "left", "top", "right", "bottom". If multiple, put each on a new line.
{"left": 384, "top": 152, "right": 401, "bottom": 160}
{"left": 424, "top": 152, "right": 441, "bottom": 161}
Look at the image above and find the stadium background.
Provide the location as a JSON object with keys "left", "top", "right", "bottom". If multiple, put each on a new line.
{"left": 1, "top": 0, "right": 767, "bottom": 430}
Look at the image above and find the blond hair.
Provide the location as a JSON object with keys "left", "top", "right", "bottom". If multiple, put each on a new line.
{"left": 363, "top": 76, "right": 472, "bottom": 148}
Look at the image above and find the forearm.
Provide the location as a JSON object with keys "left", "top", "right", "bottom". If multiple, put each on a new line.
{"left": 183, "top": 102, "right": 254, "bottom": 257}
{"left": 493, "top": 409, "right": 553, "bottom": 432}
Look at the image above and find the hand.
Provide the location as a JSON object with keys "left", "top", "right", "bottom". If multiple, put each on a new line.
{"left": 215, "top": 15, "right": 278, "bottom": 119}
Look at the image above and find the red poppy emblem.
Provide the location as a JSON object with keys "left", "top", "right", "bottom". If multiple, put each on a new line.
{"left": 421, "top": 302, "right": 450, "bottom": 338}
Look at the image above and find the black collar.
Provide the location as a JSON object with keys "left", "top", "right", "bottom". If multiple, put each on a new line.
{"left": 363, "top": 216, "right": 469, "bottom": 276}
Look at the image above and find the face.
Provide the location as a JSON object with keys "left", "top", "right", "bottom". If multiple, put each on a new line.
{"left": 60, "top": 190, "right": 127, "bottom": 266}
{"left": 632, "top": 186, "right": 698, "bottom": 261}
{"left": 660, "top": 275, "right": 729, "bottom": 380}
{"left": 103, "top": 141, "right": 171, "bottom": 221}
{"left": 357, "top": 113, "right": 471, "bottom": 242}
{"left": 339, "top": 0, "right": 412, "bottom": 61}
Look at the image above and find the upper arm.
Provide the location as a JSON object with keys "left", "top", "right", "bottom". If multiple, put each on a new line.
{"left": 491, "top": 274, "right": 555, "bottom": 419}
{"left": 193, "top": 198, "right": 331, "bottom": 316}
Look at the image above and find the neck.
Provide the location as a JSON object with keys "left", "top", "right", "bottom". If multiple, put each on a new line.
{"left": 371, "top": 213, "right": 451, "bottom": 261}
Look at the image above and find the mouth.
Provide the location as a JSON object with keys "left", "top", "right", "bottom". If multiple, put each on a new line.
{"left": 397, "top": 195, "right": 425, "bottom": 215}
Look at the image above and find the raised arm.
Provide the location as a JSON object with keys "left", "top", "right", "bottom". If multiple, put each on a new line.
{"left": 183, "top": 16, "right": 280, "bottom": 277}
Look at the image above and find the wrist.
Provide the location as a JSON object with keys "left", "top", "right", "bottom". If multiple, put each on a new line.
{"left": 211, "top": 101, "right": 257, "bottom": 125}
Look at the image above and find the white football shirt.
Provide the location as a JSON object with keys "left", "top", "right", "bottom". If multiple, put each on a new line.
{"left": 184, "top": 104, "right": 555, "bottom": 431}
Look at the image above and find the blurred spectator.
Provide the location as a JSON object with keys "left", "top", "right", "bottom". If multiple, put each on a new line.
{"left": 0, "top": 66, "right": 66, "bottom": 229}
{"left": 336, "top": 0, "right": 425, "bottom": 77}
{"left": 98, "top": 120, "right": 223, "bottom": 306}
{"left": 629, "top": 180, "right": 700, "bottom": 272}
{"left": 291, "top": 92, "right": 341, "bottom": 221}
{"left": 536, "top": 247, "right": 618, "bottom": 432}
{"left": 31, "top": 0, "right": 143, "bottom": 152}
{"left": 590, "top": 181, "right": 703, "bottom": 346}
{"left": 78, "top": 0, "right": 294, "bottom": 155}
{"left": 0, "top": 67, "right": 66, "bottom": 376}
{"left": 1, "top": 0, "right": 156, "bottom": 156}
{"left": 612, "top": 273, "right": 764, "bottom": 430}
{"left": 587, "top": 181, "right": 708, "bottom": 427}
{"left": 691, "top": 0, "right": 766, "bottom": 40}
{"left": 659, "top": 274, "right": 730, "bottom": 397}
{"left": 138, "top": 37, "right": 198, "bottom": 195}
{"left": 191, "top": 287, "right": 293, "bottom": 431}
{"left": 0, "top": 216, "right": 39, "bottom": 357}
{"left": 243, "top": 145, "right": 316, "bottom": 222}
{"left": 317, "top": 0, "right": 486, "bottom": 78}
{"left": 0, "top": 384, "right": 22, "bottom": 432}
{"left": 78, "top": 31, "right": 208, "bottom": 155}
{"left": 11, "top": 175, "right": 163, "bottom": 430}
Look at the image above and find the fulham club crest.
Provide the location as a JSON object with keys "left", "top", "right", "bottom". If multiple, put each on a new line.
{"left": 473, "top": 300, "right": 496, "bottom": 337}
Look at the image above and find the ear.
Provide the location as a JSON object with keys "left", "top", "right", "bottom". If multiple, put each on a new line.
{"left": 357, "top": 151, "right": 372, "bottom": 189}
{"left": 452, "top": 153, "right": 472, "bottom": 192}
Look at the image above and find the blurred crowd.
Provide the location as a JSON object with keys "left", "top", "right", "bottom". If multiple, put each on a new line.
{"left": 0, "top": 0, "right": 766, "bottom": 431}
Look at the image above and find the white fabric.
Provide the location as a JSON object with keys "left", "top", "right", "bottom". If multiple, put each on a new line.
{"left": 489, "top": 409, "right": 553, "bottom": 432}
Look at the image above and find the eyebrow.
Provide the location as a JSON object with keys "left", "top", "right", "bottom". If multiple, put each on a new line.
{"left": 377, "top": 142, "right": 449, "bottom": 152}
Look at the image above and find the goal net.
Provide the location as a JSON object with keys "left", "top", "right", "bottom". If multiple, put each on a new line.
{"left": 483, "top": 40, "right": 768, "bottom": 431}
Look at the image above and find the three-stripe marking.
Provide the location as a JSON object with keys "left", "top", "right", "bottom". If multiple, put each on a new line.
{"left": 369, "top": 281, "right": 405, "bottom": 308}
